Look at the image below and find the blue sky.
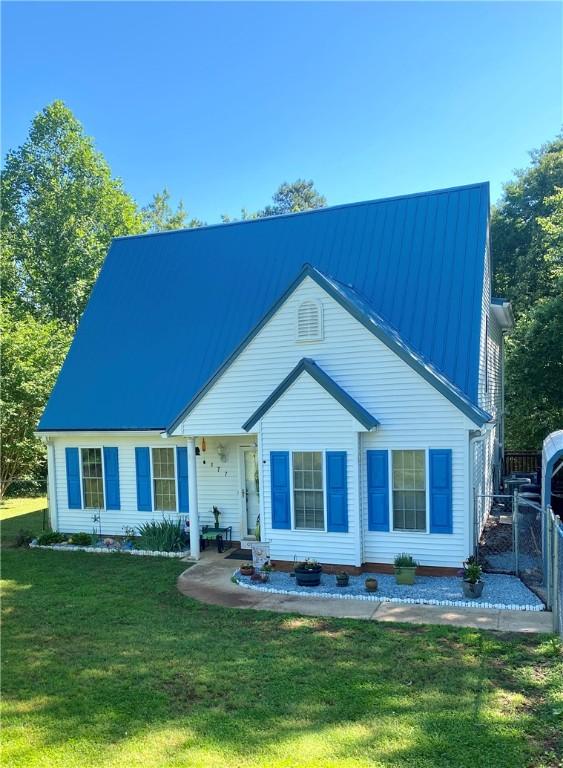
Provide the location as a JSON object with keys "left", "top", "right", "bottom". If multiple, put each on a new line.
{"left": 2, "top": 1, "right": 561, "bottom": 222}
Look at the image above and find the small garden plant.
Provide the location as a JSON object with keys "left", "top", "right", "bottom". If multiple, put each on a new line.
{"left": 69, "top": 532, "right": 93, "bottom": 546}
{"left": 393, "top": 553, "right": 418, "bottom": 568}
{"left": 37, "top": 531, "right": 67, "bottom": 545}
{"left": 137, "top": 518, "right": 184, "bottom": 552}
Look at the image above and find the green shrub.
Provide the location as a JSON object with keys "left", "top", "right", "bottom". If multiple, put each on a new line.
{"left": 137, "top": 518, "right": 183, "bottom": 552}
{"left": 37, "top": 531, "right": 67, "bottom": 545}
{"left": 68, "top": 532, "right": 92, "bottom": 546}
{"left": 15, "top": 529, "right": 35, "bottom": 547}
{"left": 393, "top": 552, "right": 418, "bottom": 568}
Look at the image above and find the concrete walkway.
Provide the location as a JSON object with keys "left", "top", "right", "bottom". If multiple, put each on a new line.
{"left": 177, "top": 551, "right": 554, "bottom": 634}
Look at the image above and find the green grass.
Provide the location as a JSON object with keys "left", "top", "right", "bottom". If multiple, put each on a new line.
{"left": 1, "top": 496, "right": 48, "bottom": 547}
{"left": 1, "top": 508, "right": 562, "bottom": 768}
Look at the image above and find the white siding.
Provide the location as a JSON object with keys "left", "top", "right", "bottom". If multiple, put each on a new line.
{"left": 474, "top": 236, "right": 504, "bottom": 529}
{"left": 177, "top": 278, "right": 474, "bottom": 568}
{"left": 51, "top": 433, "right": 250, "bottom": 540}
{"left": 260, "top": 373, "right": 361, "bottom": 566}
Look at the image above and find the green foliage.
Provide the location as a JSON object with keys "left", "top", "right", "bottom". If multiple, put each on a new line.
{"left": 37, "top": 530, "right": 67, "bottom": 545}
{"left": 14, "top": 529, "right": 35, "bottom": 547}
{"left": 1, "top": 100, "right": 145, "bottom": 326}
{"left": 463, "top": 562, "right": 483, "bottom": 584}
{"left": 394, "top": 552, "right": 418, "bottom": 568}
{"left": 491, "top": 134, "right": 563, "bottom": 315}
{"left": 505, "top": 287, "right": 563, "bottom": 449}
{"left": 137, "top": 517, "right": 184, "bottom": 551}
{"left": 491, "top": 133, "right": 563, "bottom": 449}
{"left": 142, "top": 187, "right": 204, "bottom": 232}
{"left": 0, "top": 306, "right": 72, "bottom": 498}
{"left": 222, "top": 179, "right": 326, "bottom": 222}
{"left": 69, "top": 532, "right": 93, "bottom": 546}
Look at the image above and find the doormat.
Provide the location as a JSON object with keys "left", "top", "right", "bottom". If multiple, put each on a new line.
{"left": 224, "top": 549, "right": 252, "bottom": 561}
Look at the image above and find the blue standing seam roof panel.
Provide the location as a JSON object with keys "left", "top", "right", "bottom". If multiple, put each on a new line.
{"left": 38, "top": 182, "right": 490, "bottom": 431}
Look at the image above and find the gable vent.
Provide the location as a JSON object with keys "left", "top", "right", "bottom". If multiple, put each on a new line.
{"left": 297, "top": 300, "right": 323, "bottom": 342}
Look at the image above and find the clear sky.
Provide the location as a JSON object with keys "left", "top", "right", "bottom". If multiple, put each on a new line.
{"left": 2, "top": 1, "right": 561, "bottom": 222}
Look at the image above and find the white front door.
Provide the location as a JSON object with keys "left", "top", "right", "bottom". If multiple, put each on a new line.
{"left": 242, "top": 448, "right": 260, "bottom": 536}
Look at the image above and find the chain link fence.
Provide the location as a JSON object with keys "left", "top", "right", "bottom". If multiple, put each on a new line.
{"left": 476, "top": 491, "right": 545, "bottom": 595}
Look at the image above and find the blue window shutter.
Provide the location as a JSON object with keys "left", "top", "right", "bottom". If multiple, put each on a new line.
{"left": 326, "top": 452, "right": 348, "bottom": 532}
{"left": 176, "top": 446, "right": 189, "bottom": 513}
{"left": 103, "top": 447, "right": 120, "bottom": 510}
{"left": 270, "top": 451, "right": 290, "bottom": 529}
{"left": 429, "top": 449, "right": 453, "bottom": 534}
{"left": 135, "top": 447, "right": 152, "bottom": 512}
{"left": 367, "top": 450, "right": 389, "bottom": 531}
{"left": 65, "top": 447, "right": 82, "bottom": 509}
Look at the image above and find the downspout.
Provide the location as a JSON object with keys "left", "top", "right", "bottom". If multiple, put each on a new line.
{"left": 469, "top": 430, "right": 486, "bottom": 555}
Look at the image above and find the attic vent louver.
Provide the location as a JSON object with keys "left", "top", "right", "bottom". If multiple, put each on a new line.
{"left": 297, "top": 300, "right": 323, "bottom": 342}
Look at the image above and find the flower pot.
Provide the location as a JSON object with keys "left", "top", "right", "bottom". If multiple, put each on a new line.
{"left": 462, "top": 580, "right": 484, "bottom": 599}
{"left": 240, "top": 565, "right": 254, "bottom": 577}
{"left": 394, "top": 566, "right": 416, "bottom": 585}
{"left": 295, "top": 567, "right": 322, "bottom": 587}
{"left": 365, "top": 577, "right": 378, "bottom": 592}
{"left": 336, "top": 574, "right": 349, "bottom": 587}
{"left": 251, "top": 572, "right": 268, "bottom": 583}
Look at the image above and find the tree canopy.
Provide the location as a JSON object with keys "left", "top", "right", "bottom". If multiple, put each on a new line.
{"left": 1, "top": 101, "right": 145, "bottom": 327}
{"left": 0, "top": 307, "right": 72, "bottom": 498}
{"left": 222, "top": 179, "right": 327, "bottom": 222}
{"left": 142, "top": 188, "right": 204, "bottom": 232}
{"left": 491, "top": 134, "right": 563, "bottom": 449}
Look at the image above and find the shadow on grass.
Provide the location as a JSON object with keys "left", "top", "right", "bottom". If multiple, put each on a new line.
{"left": 2, "top": 547, "right": 561, "bottom": 768}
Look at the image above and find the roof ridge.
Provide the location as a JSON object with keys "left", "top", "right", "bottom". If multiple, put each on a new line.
{"left": 114, "top": 181, "right": 490, "bottom": 243}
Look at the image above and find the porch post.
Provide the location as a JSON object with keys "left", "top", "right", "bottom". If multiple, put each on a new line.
{"left": 187, "top": 436, "right": 200, "bottom": 560}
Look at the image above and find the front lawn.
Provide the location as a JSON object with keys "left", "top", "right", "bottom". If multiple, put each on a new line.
{"left": 0, "top": 496, "right": 47, "bottom": 547}
{"left": 1, "top": 512, "right": 562, "bottom": 768}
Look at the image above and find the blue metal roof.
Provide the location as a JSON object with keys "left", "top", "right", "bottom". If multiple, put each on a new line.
{"left": 242, "top": 357, "right": 380, "bottom": 432}
{"left": 38, "top": 182, "right": 490, "bottom": 431}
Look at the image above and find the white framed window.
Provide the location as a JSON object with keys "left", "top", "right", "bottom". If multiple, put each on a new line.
{"left": 81, "top": 447, "right": 104, "bottom": 509}
{"left": 292, "top": 451, "right": 324, "bottom": 529}
{"left": 152, "top": 447, "right": 176, "bottom": 512}
{"left": 392, "top": 450, "right": 426, "bottom": 531}
{"left": 296, "top": 300, "right": 323, "bottom": 342}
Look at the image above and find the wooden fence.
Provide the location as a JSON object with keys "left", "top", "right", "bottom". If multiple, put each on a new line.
{"left": 503, "top": 451, "right": 542, "bottom": 477}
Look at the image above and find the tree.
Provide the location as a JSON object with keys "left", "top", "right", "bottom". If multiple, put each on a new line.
{"left": 259, "top": 179, "right": 327, "bottom": 217}
{"left": 142, "top": 188, "right": 203, "bottom": 232}
{"left": 504, "top": 286, "right": 563, "bottom": 450}
{"left": 1, "top": 101, "right": 145, "bottom": 327}
{"left": 222, "top": 179, "right": 327, "bottom": 222}
{"left": 0, "top": 306, "right": 72, "bottom": 499}
{"left": 491, "top": 134, "right": 563, "bottom": 315}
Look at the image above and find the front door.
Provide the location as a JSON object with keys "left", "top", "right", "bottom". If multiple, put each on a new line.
{"left": 242, "top": 448, "right": 260, "bottom": 536}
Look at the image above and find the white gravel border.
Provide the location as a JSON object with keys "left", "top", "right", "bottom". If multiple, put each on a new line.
{"left": 233, "top": 571, "right": 544, "bottom": 612}
{"left": 29, "top": 543, "right": 188, "bottom": 558}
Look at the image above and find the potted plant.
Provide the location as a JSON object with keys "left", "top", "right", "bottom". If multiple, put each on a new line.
{"left": 294, "top": 558, "right": 322, "bottom": 587}
{"left": 365, "top": 576, "right": 378, "bottom": 592}
{"left": 462, "top": 561, "right": 484, "bottom": 599}
{"left": 393, "top": 553, "right": 418, "bottom": 585}
{"left": 212, "top": 506, "right": 221, "bottom": 529}
{"left": 336, "top": 571, "right": 349, "bottom": 587}
{"left": 240, "top": 562, "right": 254, "bottom": 577}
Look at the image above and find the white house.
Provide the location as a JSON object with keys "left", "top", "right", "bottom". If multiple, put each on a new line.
{"left": 38, "top": 182, "right": 513, "bottom": 571}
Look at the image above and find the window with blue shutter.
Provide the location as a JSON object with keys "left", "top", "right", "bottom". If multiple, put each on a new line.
{"left": 103, "top": 447, "right": 120, "bottom": 510}
{"left": 429, "top": 449, "right": 453, "bottom": 534}
{"left": 176, "top": 446, "right": 189, "bottom": 513}
{"left": 135, "top": 447, "right": 152, "bottom": 512}
{"left": 270, "top": 451, "right": 290, "bottom": 529}
{"left": 326, "top": 452, "right": 348, "bottom": 532}
{"left": 65, "top": 447, "right": 82, "bottom": 509}
{"left": 367, "top": 450, "right": 389, "bottom": 531}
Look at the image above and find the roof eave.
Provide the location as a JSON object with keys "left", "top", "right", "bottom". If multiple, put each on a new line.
{"left": 242, "top": 358, "right": 379, "bottom": 432}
